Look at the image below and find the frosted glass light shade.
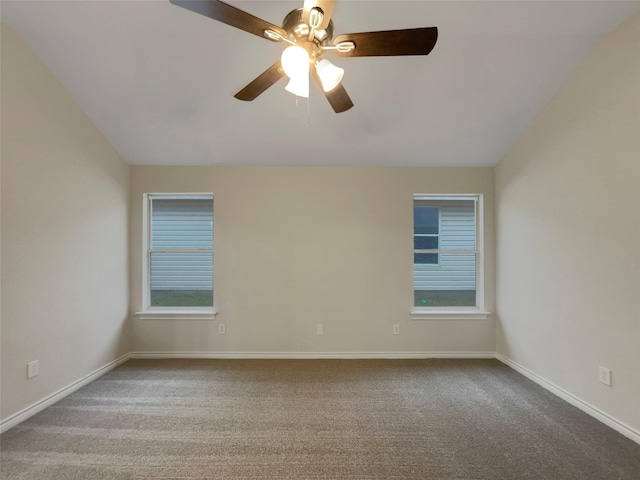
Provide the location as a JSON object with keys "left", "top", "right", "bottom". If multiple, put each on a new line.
{"left": 316, "top": 59, "right": 344, "bottom": 92}
{"left": 281, "top": 46, "right": 310, "bottom": 80}
{"left": 285, "top": 76, "right": 309, "bottom": 98}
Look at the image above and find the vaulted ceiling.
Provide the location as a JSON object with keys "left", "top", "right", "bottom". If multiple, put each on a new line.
{"left": 2, "top": 1, "right": 638, "bottom": 166}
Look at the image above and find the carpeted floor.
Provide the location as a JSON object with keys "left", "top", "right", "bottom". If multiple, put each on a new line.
{"left": 1, "top": 359, "right": 639, "bottom": 479}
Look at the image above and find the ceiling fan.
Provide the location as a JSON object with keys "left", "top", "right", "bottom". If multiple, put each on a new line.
{"left": 169, "top": 0, "right": 438, "bottom": 113}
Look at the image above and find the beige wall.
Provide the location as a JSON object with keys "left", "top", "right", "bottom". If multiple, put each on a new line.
{"left": 495, "top": 13, "right": 640, "bottom": 431}
{"left": 1, "top": 25, "right": 130, "bottom": 421}
{"left": 131, "top": 166, "right": 495, "bottom": 354}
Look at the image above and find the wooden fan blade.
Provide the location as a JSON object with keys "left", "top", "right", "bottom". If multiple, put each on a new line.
{"left": 303, "top": 0, "right": 336, "bottom": 30}
{"left": 311, "top": 65, "right": 353, "bottom": 113}
{"left": 170, "top": 0, "right": 287, "bottom": 40}
{"left": 324, "top": 83, "right": 354, "bottom": 113}
{"left": 333, "top": 27, "right": 438, "bottom": 57}
{"left": 234, "top": 61, "right": 285, "bottom": 101}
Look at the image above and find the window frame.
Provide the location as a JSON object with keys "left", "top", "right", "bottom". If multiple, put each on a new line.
{"left": 137, "top": 193, "right": 216, "bottom": 320}
{"left": 411, "top": 194, "right": 489, "bottom": 320}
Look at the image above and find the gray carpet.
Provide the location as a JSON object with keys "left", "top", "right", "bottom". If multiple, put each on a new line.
{"left": 1, "top": 359, "right": 639, "bottom": 479}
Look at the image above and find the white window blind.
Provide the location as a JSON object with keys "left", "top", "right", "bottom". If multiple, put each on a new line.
{"left": 148, "top": 195, "right": 213, "bottom": 308}
{"left": 413, "top": 196, "right": 478, "bottom": 308}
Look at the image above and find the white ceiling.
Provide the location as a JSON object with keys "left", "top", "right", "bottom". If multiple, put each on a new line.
{"left": 2, "top": 1, "right": 638, "bottom": 167}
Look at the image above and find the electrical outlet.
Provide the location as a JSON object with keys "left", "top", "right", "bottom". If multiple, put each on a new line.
{"left": 316, "top": 324, "right": 324, "bottom": 335}
{"left": 218, "top": 323, "right": 226, "bottom": 335}
{"left": 599, "top": 366, "right": 611, "bottom": 386}
{"left": 393, "top": 324, "right": 400, "bottom": 335}
{"left": 27, "top": 360, "right": 39, "bottom": 379}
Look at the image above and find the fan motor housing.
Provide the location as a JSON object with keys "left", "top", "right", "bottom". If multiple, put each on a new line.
{"left": 282, "top": 8, "right": 334, "bottom": 45}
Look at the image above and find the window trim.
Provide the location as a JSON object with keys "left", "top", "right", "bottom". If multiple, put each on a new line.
{"left": 411, "top": 194, "right": 490, "bottom": 319}
{"left": 138, "top": 193, "right": 217, "bottom": 319}
{"left": 135, "top": 310, "right": 217, "bottom": 321}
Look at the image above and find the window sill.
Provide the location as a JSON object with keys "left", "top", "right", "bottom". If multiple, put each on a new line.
{"left": 411, "top": 310, "right": 490, "bottom": 321}
{"left": 135, "top": 309, "right": 217, "bottom": 321}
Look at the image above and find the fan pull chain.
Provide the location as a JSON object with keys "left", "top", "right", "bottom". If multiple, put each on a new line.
{"left": 291, "top": 95, "right": 311, "bottom": 123}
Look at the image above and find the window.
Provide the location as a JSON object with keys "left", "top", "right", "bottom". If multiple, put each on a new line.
{"left": 413, "top": 195, "right": 483, "bottom": 311}
{"left": 145, "top": 194, "right": 213, "bottom": 309}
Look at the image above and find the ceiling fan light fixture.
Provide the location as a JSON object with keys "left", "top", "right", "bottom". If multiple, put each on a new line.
{"left": 280, "top": 45, "right": 310, "bottom": 80}
{"left": 284, "top": 76, "right": 309, "bottom": 98}
{"left": 316, "top": 59, "right": 344, "bottom": 92}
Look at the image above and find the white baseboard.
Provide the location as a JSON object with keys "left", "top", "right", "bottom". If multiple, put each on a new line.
{"left": 0, "top": 353, "right": 132, "bottom": 434}
{"left": 495, "top": 353, "right": 640, "bottom": 445}
{"left": 130, "top": 351, "right": 496, "bottom": 360}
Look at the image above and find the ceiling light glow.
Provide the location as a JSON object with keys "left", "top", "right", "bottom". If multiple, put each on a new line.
{"left": 281, "top": 45, "right": 310, "bottom": 98}
{"left": 281, "top": 46, "right": 310, "bottom": 80}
